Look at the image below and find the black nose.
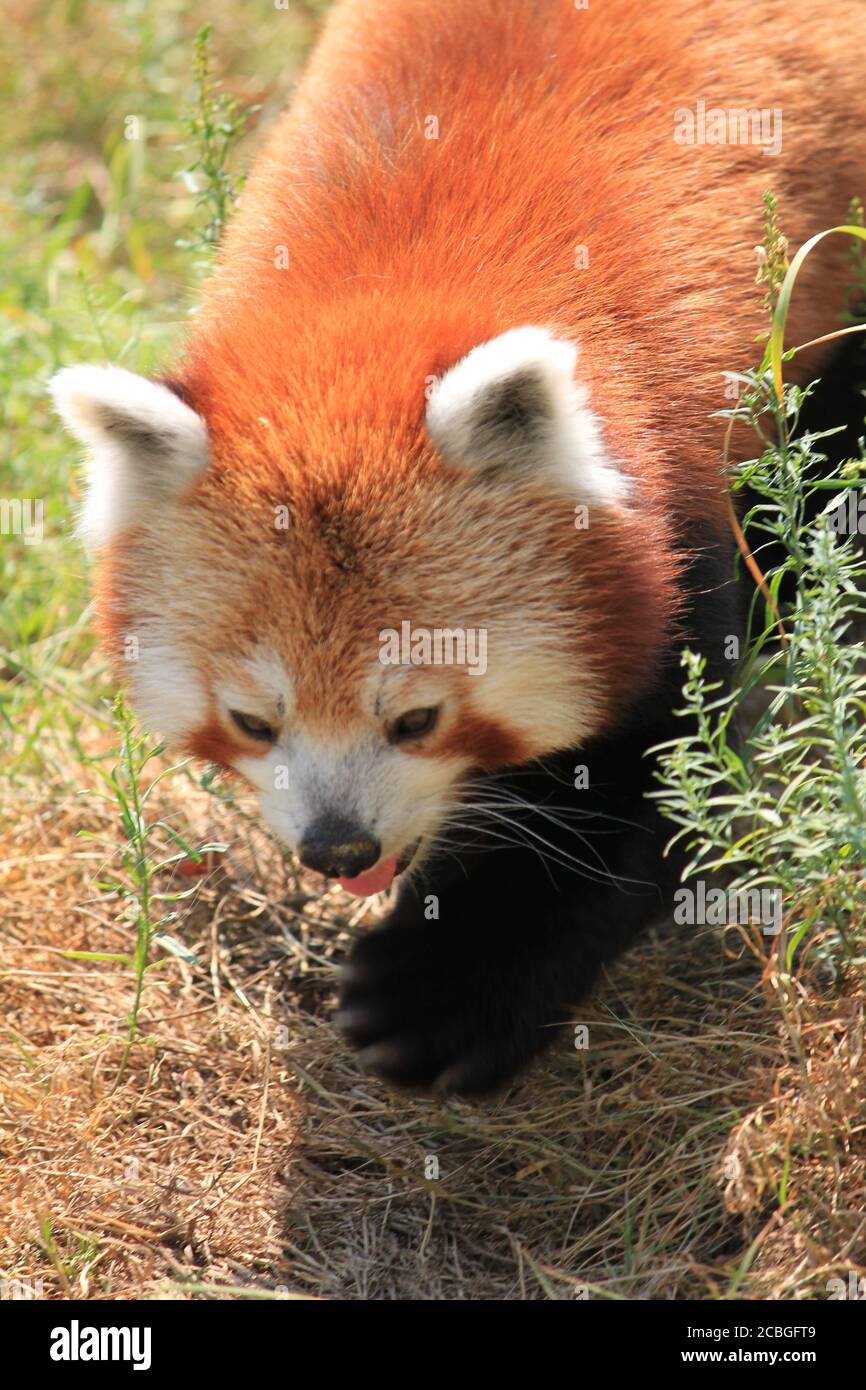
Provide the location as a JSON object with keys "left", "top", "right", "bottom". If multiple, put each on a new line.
{"left": 297, "top": 816, "right": 381, "bottom": 878}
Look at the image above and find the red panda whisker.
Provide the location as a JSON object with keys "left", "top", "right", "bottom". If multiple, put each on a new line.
{"left": 441, "top": 805, "right": 645, "bottom": 891}
{"left": 461, "top": 792, "right": 650, "bottom": 837}
{"left": 467, "top": 809, "right": 656, "bottom": 892}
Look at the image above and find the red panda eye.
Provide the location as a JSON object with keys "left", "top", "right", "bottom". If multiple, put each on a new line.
{"left": 229, "top": 710, "right": 276, "bottom": 742}
{"left": 389, "top": 706, "right": 440, "bottom": 744}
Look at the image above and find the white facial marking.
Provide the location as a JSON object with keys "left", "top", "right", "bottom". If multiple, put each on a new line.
{"left": 129, "top": 633, "right": 209, "bottom": 745}
{"left": 426, "top": 325, "right": 628, "bottom": 506}
{"left": 237, "top": 731, "right": 466, "bottom": 867}
{"left": 215, "top": 645, "right": 295, "bottom": 727}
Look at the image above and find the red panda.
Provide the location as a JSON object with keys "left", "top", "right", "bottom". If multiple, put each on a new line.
{"left": 52, "top": 0, "right": 866, "bottom": 1094}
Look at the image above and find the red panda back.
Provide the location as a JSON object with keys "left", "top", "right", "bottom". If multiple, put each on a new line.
{"left": 176, "top": 0, "right": 866, "bottom": 529}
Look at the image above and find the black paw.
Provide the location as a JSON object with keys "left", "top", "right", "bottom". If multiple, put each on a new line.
{"left": 335, "top": 921, "right": 555, "bottom": 1097}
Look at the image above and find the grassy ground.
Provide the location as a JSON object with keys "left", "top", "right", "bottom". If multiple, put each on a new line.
{"left": 1, "top": 0, "right": 864, "bottom": 1301}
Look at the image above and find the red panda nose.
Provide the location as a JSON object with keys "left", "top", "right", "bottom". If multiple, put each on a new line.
{"left": 297, "top": 817, "right": 381, "bottom": 879}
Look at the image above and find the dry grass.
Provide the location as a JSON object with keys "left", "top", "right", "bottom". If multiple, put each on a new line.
{"left": 1, "top": 781, "right": 304, "bottom": 1299}
{"left": 2, "top": 0, "right": 864, "bottom": 1303}
{"left": 2, "top": 726, "right": 864, "bottom": 1300}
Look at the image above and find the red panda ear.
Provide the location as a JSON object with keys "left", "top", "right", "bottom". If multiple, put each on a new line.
{"left": 50, "top": 365, "right": 209, "bottom": 549}
{"left": 426, "top": 327, "right": 627, "bottom": 505}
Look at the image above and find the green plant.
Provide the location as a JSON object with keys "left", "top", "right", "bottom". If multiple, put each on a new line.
{"left": 653, "top": 204, "right": 866, "bottom": 978}
{"left": 65, "top": 695, "right": 222, "bottom": 1084}
{"left": 178, "top": 23, "right": 256, "bottom": 262}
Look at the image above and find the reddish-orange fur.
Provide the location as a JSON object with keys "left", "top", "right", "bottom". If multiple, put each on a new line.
{"left": 184, "top": 717, "right": 248, "bottom": 770}
{"left": 98, "top": 0, "right": 866, "bottom": 741}
{"left": 436, "top": 710, "right": 531, "bottom": 774}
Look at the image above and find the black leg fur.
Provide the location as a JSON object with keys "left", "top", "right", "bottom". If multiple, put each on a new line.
{"left": 338, "top": 729, "right": 682, "bottom": 1095}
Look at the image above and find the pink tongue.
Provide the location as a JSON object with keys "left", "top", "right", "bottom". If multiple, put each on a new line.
{"left": 338, "top": 855, "right": 398, "bottom": 897}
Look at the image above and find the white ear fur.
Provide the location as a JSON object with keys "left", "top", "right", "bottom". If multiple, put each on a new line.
{"left": 50, "top": 365, "right": 209, "bottom": 548}
{"left": 426, "top": 326, "right": 628, "bottom": 505}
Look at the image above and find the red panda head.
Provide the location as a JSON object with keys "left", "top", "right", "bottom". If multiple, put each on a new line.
{"left": 52, "top": 326, "right": 677, "bottom": 895}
